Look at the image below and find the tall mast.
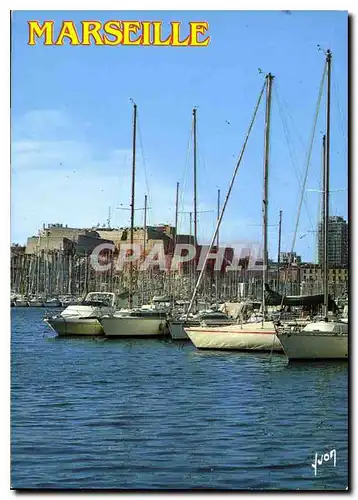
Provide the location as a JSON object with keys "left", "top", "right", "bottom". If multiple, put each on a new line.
{"left": 217, "top": 188, "right": 220, "bottom": 250}
{"left": 323, "top": 50, "right": 332, "bottom": 319}
{"left": 129, "top": 101, "right": 137, "bottom": 309}
{"left": 185, "top": 80, "right": 266, "bottom": 318}
{"left": 143, "top": 194, "right": 147, "bottom": 258}
{"left": 193, "top": 108, "right": 198, "bottom": 247}
{"left": 174, "top": 181, "right": 179, "bottom": 244}
{"left": 142, "top": 194, "right": 147, "bottom": 304}
{"left": 320, "top": 134, "right": 326, "bottom": 263}
{"left": 277, "top": 209, "right": 282, "bottom": 292}
{"left": 262, "top": 73, "right": 273, "bottom": 318}
{"left": 189, "top": 211, "right": 193, "bottom": 295}
{"left": 216, "top": 188, "right": 220, "bottom": 304}
{"left": 318, "top": 134, "right": 326, "bottom": 266}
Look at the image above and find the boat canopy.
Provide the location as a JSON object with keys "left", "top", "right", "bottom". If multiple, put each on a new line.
{"left": 264, "top": 284, "right": 338, "bottom": 312}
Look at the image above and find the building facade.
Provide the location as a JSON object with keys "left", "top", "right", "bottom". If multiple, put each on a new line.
{"left": 317, "top": 216, "right": 348, "bottom": 267}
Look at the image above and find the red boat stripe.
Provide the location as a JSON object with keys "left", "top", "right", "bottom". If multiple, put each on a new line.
{"left": 186, "top": 330, "right": 276, "bottom": 334}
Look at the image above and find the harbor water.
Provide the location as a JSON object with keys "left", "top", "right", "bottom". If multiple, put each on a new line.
{"left": 11, "top": 308, "right": 348, "bottom": 490}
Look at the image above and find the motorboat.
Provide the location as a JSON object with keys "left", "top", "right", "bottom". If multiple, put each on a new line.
{"left": 44, "top": 292, "right": 116, "bottom": 336}
{"left": 99, "top": 308, "right": 168, "bottom": 338}
{"left": 276, "top": 320, "right": 348, "bottom": 360}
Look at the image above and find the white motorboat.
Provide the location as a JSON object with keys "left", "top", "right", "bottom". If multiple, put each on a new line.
{"left": 169, "top": 310, "right": 234, "bottom": 340}
{"left": 276, "top": 321, "right": 348, "bottom": 360}
{"left": 100, "top": 309, "right": 168, "bottom": 338}
{"left": 185, "top": 320, "right": 282, "bottom": 351}
{"left": 44, "top": 292, "right": 116, "bottom": 336}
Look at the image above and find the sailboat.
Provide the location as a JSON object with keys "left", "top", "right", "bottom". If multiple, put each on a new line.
{"left": 276, "top": 50, "right": 348, "bottom": 360}
{"left": 167, "top": 109, "right": 234, "bottom": 340}
{"left": 99, "top": 101, "right": 169, "bottom": 338}
{"left": 184, "top": 73, "right": 284, "bottom": 351}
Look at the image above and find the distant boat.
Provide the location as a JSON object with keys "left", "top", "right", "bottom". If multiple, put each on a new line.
{"left": 43, "top": 298, "right": 61, "bottom": 308}
{"left": 59, "top": 296, "right": 79, "bottom": 307}
{"left": 13, "top": 296, "right": 29, "bottom": 307}
{"left": 44, "top": 292, "right": 116, "bottom": 336}
{"left": 28, "top": 297, "right": 44, "bottom": 307}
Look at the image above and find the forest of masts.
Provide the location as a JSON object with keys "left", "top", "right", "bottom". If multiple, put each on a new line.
{"left": 10, "top": 249, "right": 346, "bottom": 305}
{"left": 10, "top": 250, "right": 263, "bottom": 304}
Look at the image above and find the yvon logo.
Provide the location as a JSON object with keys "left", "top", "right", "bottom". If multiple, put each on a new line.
{"left": 312, "top": 449, "right": 337, "bottom": 476}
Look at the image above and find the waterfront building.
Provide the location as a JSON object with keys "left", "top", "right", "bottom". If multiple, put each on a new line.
{"left": 317, "top": 215, "right": 348, "bottom": 267}
{"left": 279, "top": 252, "right": 302, "bottom": 265}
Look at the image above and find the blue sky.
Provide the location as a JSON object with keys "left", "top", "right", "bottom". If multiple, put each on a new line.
{"left": 11, "top": 10, "right": 348, "bottom": 262}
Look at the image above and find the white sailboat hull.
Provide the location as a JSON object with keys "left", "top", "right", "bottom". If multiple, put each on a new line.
{"left": 277, "top": 321, "right": 348, "bottom": 360}
{"left": 169, "top": 318, "right": 234, "bottom": 340}
{"left": 44, "top": 317, "right": 104, "bottom": 336}
{"left": 278, "top": 332, "right": 348, "bottom": 360}
{"left": 100, "top": 316, "right": 167, "bottom": 338}
{"left": 185, "top": 321, "right": 282, "bottom": 351}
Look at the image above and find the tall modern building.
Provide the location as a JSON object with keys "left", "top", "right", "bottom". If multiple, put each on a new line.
{"left": 317, "top": 216, "right": 348, "bottom": 267}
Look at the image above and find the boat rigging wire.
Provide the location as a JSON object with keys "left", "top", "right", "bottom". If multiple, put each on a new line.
{"left": 332, "top": 67, "right": 348, "bottom": 158}
{"left": 279, "top": 55, "right": 327, "bottom": 306}
{"left": 274, "top": 84, "right": 316, "bottom": 235}
{"left": 186, "top": 79, "right": 267, "bottom": 318}
{"left": 178, "top": 125, "right": 193, "bottom": 235}
{"left": 136, "top": 109, "right": 152, "bottom": 224}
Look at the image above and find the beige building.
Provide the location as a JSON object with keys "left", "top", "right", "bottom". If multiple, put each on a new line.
{"left": 26, "top": 223, "right": 99, "bottom": 254}
{"left": 25, "top": 223, "right": 180, "bottom": 257}
{"left": 300, "top": 265, "right": 348, "bottom": 284}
